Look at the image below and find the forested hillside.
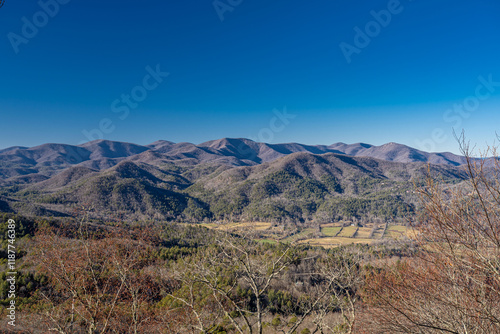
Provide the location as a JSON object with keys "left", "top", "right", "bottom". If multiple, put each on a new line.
{"left": 0, "top": 148, "right": 468, "bottom": 222}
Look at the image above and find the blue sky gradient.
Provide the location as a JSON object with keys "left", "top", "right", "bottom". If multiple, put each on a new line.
{"left": 1, "top": 0, "right": 500, "bottom": 153}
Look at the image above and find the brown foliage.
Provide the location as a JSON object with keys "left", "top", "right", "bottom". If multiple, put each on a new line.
{"left": 360, "top": 139, "right": 500, "bottom": 333}
{"left": 29, "top": 221, "right": 172, "bottom": 334}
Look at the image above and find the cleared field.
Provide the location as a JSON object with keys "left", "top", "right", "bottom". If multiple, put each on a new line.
{"left": 355, "top": 227, "right": 372, "bottom": 239}
{"left": 197, "top": 222, "right": 416, "bottom": 248}
{"left": 282, "top": 228, "right": 315, "bottom": 243}
{"left": 386, "top": 225, "right": 409, "bottom": 239}
{"left": 257, "top": 239, "right": 277, "bottom": 245}
{"left": 321, "top": 226, "right": 342, "bottom": 236}
{"left": 338, "top": 226, "right": 357, "bottom": 238}
{"left": 198, "top": 223, "right": 218, "bottom": 229}
{"left": 389, "top": 225, "right": 408, "bottom": 232}
{"left": 301, "top": 237, "right": 374, "bottom": 248}
{"left": 241, "top": 222, "right": 273, "bottom": 230}
{"left": 405, "top": 228, "right": 419, "bottom": 240}
{"left": 371, "top": 225, "right": 386, "bottom": 239}
{"left": 320, "top": 222, "right": 344, "bottom": 228}
{"left": 199, "top": 222, "right": 272, "bottom": 231}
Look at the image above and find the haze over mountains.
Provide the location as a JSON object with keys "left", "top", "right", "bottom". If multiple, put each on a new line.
{"left": 0, "top": 138, "right": 471, "bottom": 221}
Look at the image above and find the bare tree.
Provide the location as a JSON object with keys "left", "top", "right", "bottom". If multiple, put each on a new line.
{"left": 164, "top": 230, "right": 298, "bottom": 334}
{"left": 31, "top": 221, "right": 161, "bottom": 333}
{"left": 165, "top": 226, "right": 364, "bottom": 334}
{"left": 361, "top": 137, "right": 500, "bottom": 333}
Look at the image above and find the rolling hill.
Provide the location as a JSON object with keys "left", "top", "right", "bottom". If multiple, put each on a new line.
{"left": 0, "top": 138, "right": 470, "bottom": 181}
{"left": 0, "top": 138, "right": 471, "bottom": 222}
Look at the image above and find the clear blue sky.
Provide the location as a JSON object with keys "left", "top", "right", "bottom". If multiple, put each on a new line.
{"left": 1, "top": 0, "right": 500, "bottom": 154}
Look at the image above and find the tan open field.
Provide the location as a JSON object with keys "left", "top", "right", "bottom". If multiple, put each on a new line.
{"left": 300, "top": 237, "right": 374, "bottom": 248}
{"left": 355, "top": 227, "right": 372, "bottom": 238}
{"left": 197, "top": 222, "right": 417, "bottom": 249}
{"left": 386, "top": 225, "right": 412, "bottom": 239}
{"left": 406, "top": 228, "right": 419, "bottom": 240}
{"left": 282, "top": 228, "right": 315, "bottom": 242}
{"left": 199, "top": 222, "right": 272, "bottom": 231}
{"left": 338, "top": 226, "right": 357, "bottom": 238}
{"left": 257, "top": 239, "right": 277, "bottom": 245}
{"left": 321, "top": 226, "right": 342, "bottom": 236}
{"left": 371, "top": 226, "right": 385, "bottom": 239}
{"left": 320, "top": 222, "right": 345, "bottom": 228}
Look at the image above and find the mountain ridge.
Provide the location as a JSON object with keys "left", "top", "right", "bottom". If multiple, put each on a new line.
{"left": 0, "top": 140, "right": 470, "bottom": 222}
{"left": 0, "top": 138, "right": 469, "bottom": 182}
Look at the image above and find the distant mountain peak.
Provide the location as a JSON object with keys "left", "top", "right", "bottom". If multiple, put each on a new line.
{"left": 0, "top": 138, "right": 471, "bottom": 182}
{"left": 0, "top": 137, "right": 474, "bottom": 220}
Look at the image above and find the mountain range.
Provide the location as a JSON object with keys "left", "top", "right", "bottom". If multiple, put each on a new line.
{"left": 0, "top": 138, "right": 468, "bottom": 180}
{"left": 0, "top": 138, "right": 470, "bottom": 222}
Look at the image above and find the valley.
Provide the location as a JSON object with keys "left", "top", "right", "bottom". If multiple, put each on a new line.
{"left": 198, "top": 220, "right": 412, "bottom": 248}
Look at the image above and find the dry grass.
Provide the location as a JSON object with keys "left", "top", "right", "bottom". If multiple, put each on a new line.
{"left": 388, "top": 225, "right": 408, "bottom": 232}
{"left": 386, "top": 225, "right": 409, "bottom": 239}
{"left": 321, "top": 226, "right": 342, "bottom": 236}
{"left": 300, "top": 237, "right": 374, "bottom": 248}
{"left": 371, "top": 226, "right": 385, "bottom": 239}
{"left": 199, "top": 222, "right": 272, "bottom": 231}
{"left": 198, "top": 222, "right": 415, "bottom": 248}
{"left": 338, "top": 226, "right": 357, "bottom": 238}
{"left": 406, "top": 228, "right": 419, "bottom": 240}
{"left": 241, "top": 222, "right": 273, "bottom": 230}
{"left": 355, "top": 227, "right": 372, "bottom": 238}
{"left": 257, "top": 239, "right": 277, "bottom": 245}
{"left": 282, "top": 228, "right": 316, "bottom": 243}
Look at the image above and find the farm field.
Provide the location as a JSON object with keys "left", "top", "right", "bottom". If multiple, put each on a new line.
{"left": 257, "top": 239, "right": 278, "bottom": 245}
{"left": 301, "top": 237, "right": 375, "bottom": 248}
{"left": 337, "top": 226, "right": 357, "bottom": 238}
{"left": 355, "top": 227, "right": 372, "bottom": 238}
{"left": 281, "top": 228, "right": 316, "bottom": 243}
{"left": 321, "top": 226, "right": 342, "bottom": 236}
{"left": 196, "top": 222, "right": 413, "bottom": 249}
{"left": 387, "top": 225, "right": 409, "bottom": 239}
{"left": 199, "top": 222, "right": 272, "bottom": 231}
{"left": 370, "top": 224, "right": 387, "bottom": 239}
{"left": 300, "top": 224, "right": 413, "bottom": 248}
